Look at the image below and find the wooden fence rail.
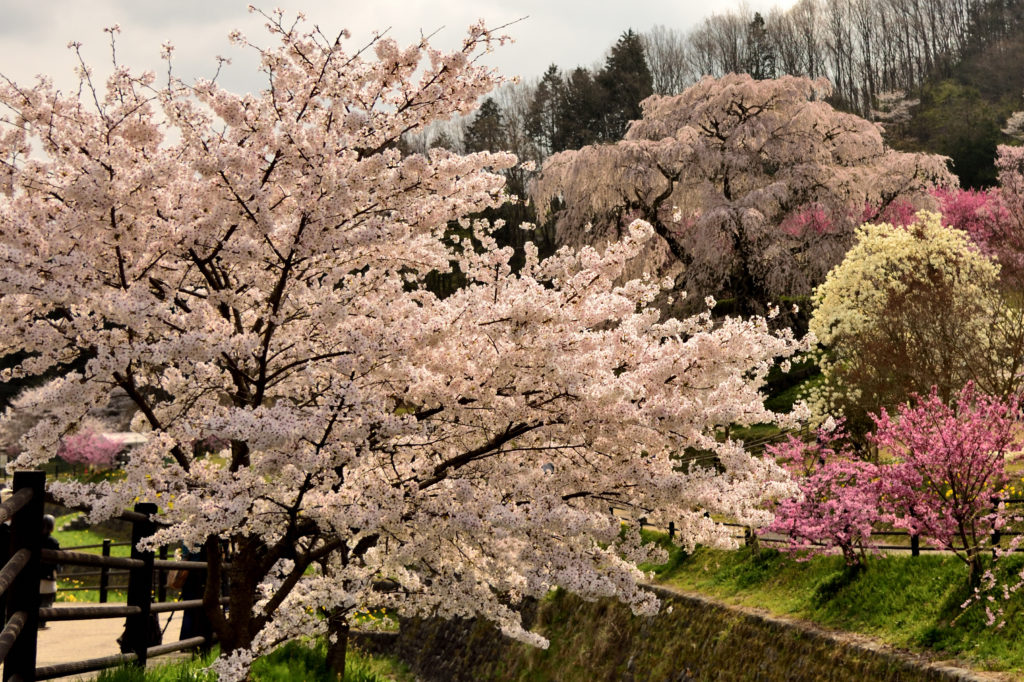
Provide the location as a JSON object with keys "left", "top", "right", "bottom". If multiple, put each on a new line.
{"left": 715, "top": 515, "right": 1024, "bottom": 557}
{"left": 0, "top": 471, "right": 222, "bottom": 682}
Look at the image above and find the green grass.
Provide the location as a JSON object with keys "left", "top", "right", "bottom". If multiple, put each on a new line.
{"left": 763, "top": 381, "right": 809, "bottom": 414}
{"left": 89, "top": 641, "right": 413, "bottom": 682}
{"left": 722, "top": 423, "right": 781, "bottom": 443}
{"left": 645, "top": 540, "right": 1024, "bottom": 673}
{"left": 52, "top": 513, "right": 131, "bottom": 554}
{"left": 251, "top": 640, "right": 413, "bottom": 681}
{"left": 92, "top": 648, "right": 219, "bottom": 682}
{"left": 56, "top": 582, "right": 128, "bottom": 603}
{"left": 53, "top": 512, "right": 132, "bottom": 603}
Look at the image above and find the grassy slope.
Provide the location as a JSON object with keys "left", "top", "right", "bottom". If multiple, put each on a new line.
{"left": 52, "top": 512, "right": 131, "bottom": 554}
{"left": 92, "top": 641, "right": 414, "bottom": 682}
{"left": 647, "top": 540, "right": 1024, "bottom": 673}
{"left": 53, "top": 512, "right": 131, "bottom": 602}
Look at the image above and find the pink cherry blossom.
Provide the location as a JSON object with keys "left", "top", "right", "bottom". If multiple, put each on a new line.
{"left": 0, "top": 13, "right": 805, "bottom": 679}
{"left": 57, "top": 429, "right": 124, "bottom": 469}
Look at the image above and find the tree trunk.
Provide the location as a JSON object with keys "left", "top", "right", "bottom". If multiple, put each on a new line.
{"left": 326, "top": 610, "right": 350, "bottom": 680}
{"left": 213, "top": 538, "right": 264, "bottom": 655}
{"left": 968, "top": 553, "right": 984, "bottom": 590}
{"left": 744, "top": 525, "right": 760, "bottom": 554}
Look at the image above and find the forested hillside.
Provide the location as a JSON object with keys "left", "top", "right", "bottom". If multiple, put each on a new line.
{"left": 403, "top": 0, "right": 1024, "bottom": 312}
{"left": 421, "top": 0, "right": 1024, "bottom": 189}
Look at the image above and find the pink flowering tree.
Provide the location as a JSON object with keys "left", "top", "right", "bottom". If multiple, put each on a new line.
{"left": 57, "top": 429, "right": 123, "bottom": 470}
{"left": 765, "top": 424, "right": 882, "bottom": 567}
{"left": 0, "top": 12, "right": 805, "bottom": 679}
{"left": 870, "top": 384, "right": 1022, "bottom": 586}
{"left": 530, "top": 74, "right": 955, "bottom": 316}
{"left": 983, "top": 145, "right": 1024, "bottom": 289}
{"left": 932, "top": 185, "right": 1024, "bottom": 291}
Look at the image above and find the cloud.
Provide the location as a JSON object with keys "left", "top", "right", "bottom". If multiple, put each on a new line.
{"left": 0, "top": 0, "right": 801, "bottom": 94}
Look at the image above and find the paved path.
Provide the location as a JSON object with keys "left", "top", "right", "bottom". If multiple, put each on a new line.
{"left": 37, "top": 605, "right": 186, "bottom": 681}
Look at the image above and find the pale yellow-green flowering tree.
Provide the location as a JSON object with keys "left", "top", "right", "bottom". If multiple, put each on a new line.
{"left": 809, "top": 212, "right": 1024, "bottom": 447}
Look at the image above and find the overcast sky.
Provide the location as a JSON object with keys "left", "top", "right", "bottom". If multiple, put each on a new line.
{"left": 0, "top": 1, "right": 799, "bottom": 94}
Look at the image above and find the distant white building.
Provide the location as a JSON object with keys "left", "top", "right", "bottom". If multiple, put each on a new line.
{"left": 101, "top": 432, "right": 149, "bottom": 448}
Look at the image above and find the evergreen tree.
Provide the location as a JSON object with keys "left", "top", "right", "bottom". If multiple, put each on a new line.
{"left": 744, "top": 12, "right": 777, "bottom": 80}
{"left": 464, "top": 97, "right": 508, "bottom": 153}
{"left": 596, "top": 29, "right": 654, "bottom": 141}
{"left": 526, "top": 65, "right": 564, "bottom": 157}
{"left": 557, "top": 67, "right": 605, "bottom": 150}
{"left": 429, "top": 131, "right": 458, "bottom": 152}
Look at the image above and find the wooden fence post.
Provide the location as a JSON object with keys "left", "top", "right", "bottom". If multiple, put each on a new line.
{"left": 99, "top": 539, "right": 111, "bottom": 604}
{"left": 744, "top": 526, "right": 760, "bottom": 552}
{"left": 124, "top": 503, "right": 157, "bottom": 668}
{"left": 991, "top": 495, "right": 1002, "bottom": 558}
{"left": 157, "top": 545, "right": 167, "bottom": 604}
{"left": 0, "top": 491, "right": 9, "bottom": 654}
{"left": 3, "top": 470, "right": 45, "bottom": 682}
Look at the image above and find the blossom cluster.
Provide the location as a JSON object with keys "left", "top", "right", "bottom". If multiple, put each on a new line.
{"left": 771, "top": 385, "right": 1021, "bottom": 582}
{"left": 0, "top": 13, "right": 805, "bottom": 676}
{"left": 57, "top": 429, "right": 124, "bottom": 469}
{"left": 808, "top": 211, "right": 1021, "bottom": 440}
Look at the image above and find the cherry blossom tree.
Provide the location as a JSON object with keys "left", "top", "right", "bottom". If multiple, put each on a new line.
{"left": 932, "top": 185, "right": 1024, "bottom": 291}
{"left": 57, "top": 427, "right": 124, "bottom": 470}
{"left": 765, "top": 424, "right": 882, "bottom": 567}
{"left": 870, "top": 384, "right": 1022, "bottom": 586}
{"left": 0, "top": 12, "right": 805, "bottom": 679}
{"left": 530, "top": 74, "right": 955, "bottom": 316}
{"left": 983, "top": 144, "right": 1024, "bottom": 290}
{"left": 809, "top": 212, "right": 1024, "bottom": 444}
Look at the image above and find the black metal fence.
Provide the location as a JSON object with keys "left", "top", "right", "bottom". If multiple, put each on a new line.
{"left": 0, "top": 471, "right": 222, "bottom": 681}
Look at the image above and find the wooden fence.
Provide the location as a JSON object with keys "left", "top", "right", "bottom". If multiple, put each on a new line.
{"left": 647, "top": 497, "right": 1024, "bottom": 557}
{"left": 0, "top": 471, "right": 223, "bottom": 681}
{"left": 710, "top": 497, "right": 1024, "bottom": 556}
{"left": 55, "top": 541, "right": 178, "bottom": 603}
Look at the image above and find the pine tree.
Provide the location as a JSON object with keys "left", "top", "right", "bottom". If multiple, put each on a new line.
{"left": 526, "top": 65, "right": 564, "bottom": 157}
{"left": 744, "top": 12, "right": 777, "bottom": 80}
{"left": 556, "top": 67, "right": 605, "bottom": 150}
{"left": 596, "top": 29, "right": 654, "bottom": 141}
{"left": 464, "top": 97, "right": 507, "bottom": 153}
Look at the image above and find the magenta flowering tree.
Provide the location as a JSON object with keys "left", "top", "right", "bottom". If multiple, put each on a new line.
{"left": 766, "top": 425, "right": 882, "bottom": 567}
{"left": 57, "top": 429, "right": 124, "bottom": 469}
{"left": 931, "top": 185, "right": 1024, "bottom": 291}
{"left": 0, "top": 11, "right": 805, "bottom": 678}
{"left": 870, "top": 384, "right": 1022, "bottom": 586}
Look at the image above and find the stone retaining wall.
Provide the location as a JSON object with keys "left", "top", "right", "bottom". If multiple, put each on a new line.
{"left": 354, "top": 585, "right": 1000, "bottom": 681}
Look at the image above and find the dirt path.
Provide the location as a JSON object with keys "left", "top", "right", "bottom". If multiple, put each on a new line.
{"left": 36, "top": 605, "right": 189, "bottom": 681}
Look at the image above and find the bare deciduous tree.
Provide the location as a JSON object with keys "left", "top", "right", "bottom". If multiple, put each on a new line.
{"left": 641, "top": 25, "right": 695, "bottom": 95}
